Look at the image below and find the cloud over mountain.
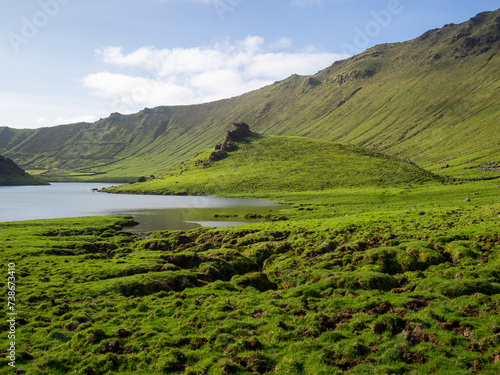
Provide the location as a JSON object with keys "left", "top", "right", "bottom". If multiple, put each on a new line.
{"left": 83, "top": 36, "right": 346, "bottom": 113}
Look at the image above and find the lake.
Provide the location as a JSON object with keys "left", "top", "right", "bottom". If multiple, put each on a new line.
{"left": 0, "top": 183, "right": 285, "bottom": 232}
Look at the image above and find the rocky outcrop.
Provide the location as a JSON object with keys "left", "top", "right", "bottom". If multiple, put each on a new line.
{"left": 225, "top": 122, "right": 251, "bottom": 142}
{"left": 451, "top": 12, "right": 500, "bottom": 58}
{"left": 328, "top": 69, "right": 376, "bottom": 85}
{"left": 208, "top": 149, "right": 228, "bottom": 162}
{"left": 455, "top": 35, "right": 499, "bottom": 58}
{"left": 301, "top": 77, "right": 322, "bottom": 94}
{"left": 208, "top": 123, "right": 252, "bottom": 163}
{"left": 302, "top": 77, "right": 321, "bottom": 87}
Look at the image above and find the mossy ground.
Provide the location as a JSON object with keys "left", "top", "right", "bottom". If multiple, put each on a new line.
{"left": 2, "top": 180, "right": 500, "bottom": 374}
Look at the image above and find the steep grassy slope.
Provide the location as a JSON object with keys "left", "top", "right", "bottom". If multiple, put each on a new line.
{"left": 0, "top": 155, "right": 47, "bottom": 185}
{"left": 106, "top": 131, "right": 442, "bottom": 196}
{"left": 1, "top": 10, "right": 499, "bottom": 180}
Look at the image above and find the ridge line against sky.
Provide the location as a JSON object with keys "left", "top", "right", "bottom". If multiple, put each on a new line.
{"left": 1, "top": 0, "right": 499, "bottom": 129}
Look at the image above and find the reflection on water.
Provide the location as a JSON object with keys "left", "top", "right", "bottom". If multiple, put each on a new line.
{"left": 0, "top": 183, "right": 286, "bottom": 231}
{"left": 123, "top": 206, "right": 280, "bottom": 232}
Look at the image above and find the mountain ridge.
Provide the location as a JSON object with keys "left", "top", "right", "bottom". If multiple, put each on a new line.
{"left": 1, "top": 9, "right": 499, "bottom": 181}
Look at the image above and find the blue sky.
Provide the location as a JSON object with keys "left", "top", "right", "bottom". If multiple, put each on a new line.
{"left": 1, "top": 0, "right": 498, "bottom": 129}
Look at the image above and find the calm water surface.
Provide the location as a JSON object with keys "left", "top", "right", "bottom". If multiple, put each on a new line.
{"left": 0, "top": 183, "right": 285, "bottom": 231}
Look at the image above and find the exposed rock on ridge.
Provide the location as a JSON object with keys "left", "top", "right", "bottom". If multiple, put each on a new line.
{"left": 328, "top": 69, "right": 376, "bottom": 85}
{"left": 209, "top": 123, "right": 252, "bottom": 162}
{"left": 225, "top": 122, "right": 251, "bottom": 142}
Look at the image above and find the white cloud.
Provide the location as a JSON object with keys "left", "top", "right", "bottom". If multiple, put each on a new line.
{"left": 0, "top": 91, "right": 110, "bottom": 129}
{"left": 83, "top": 72, "right": 196, "bottom": 111}
{"left": 84, "top": 36, "right": 348, "bottom": 113}
{"left": 245, "top": 52, "right": 337, "bottom": 79}
{"left": 55, "top": 115, "right": 101, "bottom": 125}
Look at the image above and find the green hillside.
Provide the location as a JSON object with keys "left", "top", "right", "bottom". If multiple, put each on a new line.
{"left": 107, "top": 125, "right": 442, "bottom": 196}
{"left": 0, "top": 155, "right": 48, "bottom": 186}
{"left": 1, "top": 10, "right": 499, "bottom": 181}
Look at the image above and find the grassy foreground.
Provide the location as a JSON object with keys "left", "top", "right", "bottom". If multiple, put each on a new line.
{"left": 1, "top": 180, "right": 500, "bottom": 374}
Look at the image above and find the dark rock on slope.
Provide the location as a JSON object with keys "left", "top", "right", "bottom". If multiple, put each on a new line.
{"left": 210, "top": 123, "right": 253, "bottom": 162}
